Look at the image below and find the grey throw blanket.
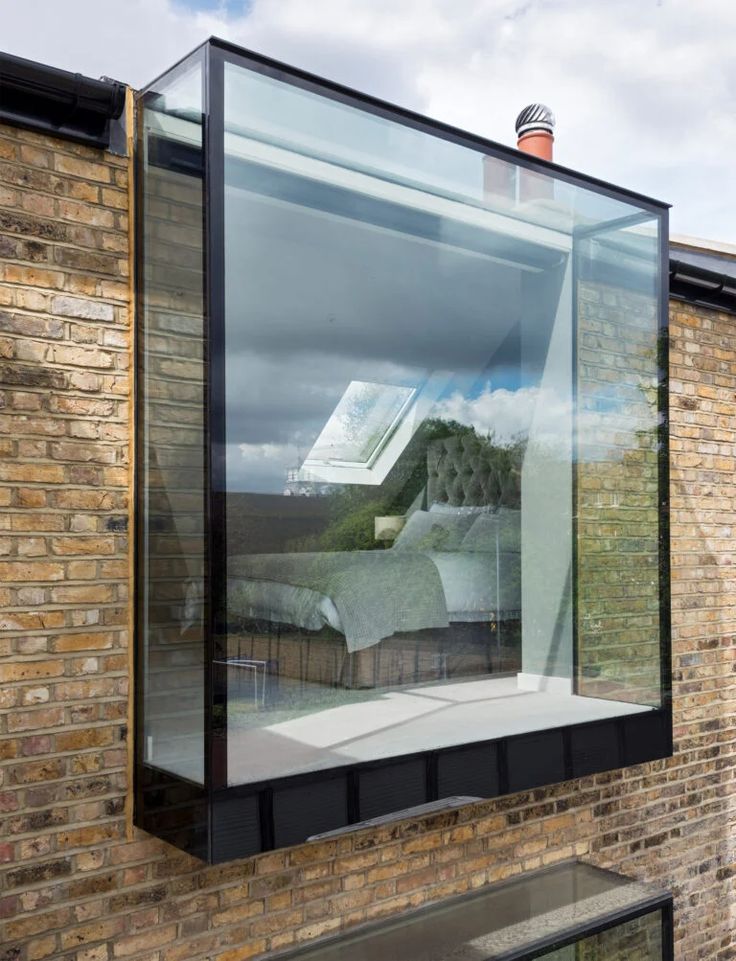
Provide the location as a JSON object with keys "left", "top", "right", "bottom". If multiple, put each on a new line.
{"left": 228, "top": 551, "right": 449, "bottom": 652}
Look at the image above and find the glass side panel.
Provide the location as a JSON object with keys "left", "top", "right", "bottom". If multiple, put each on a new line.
{"left": 139, "top": 53, "right": 206, "bottom": 783}
{"left": 219, "top": 56, "right": 664, "bottom": 788}
{"left": 575, "top": 221, "right": 663, "bottom": 707}
{"left": 565, "top": 911, "right": 663, "bottom": 960}
{"left": 269, "top": 862, "right": 666, "bottom": 961}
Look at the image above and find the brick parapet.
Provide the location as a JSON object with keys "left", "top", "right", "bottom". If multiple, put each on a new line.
{"left": 0, "top": 121, "right": 733, "bottom": 961}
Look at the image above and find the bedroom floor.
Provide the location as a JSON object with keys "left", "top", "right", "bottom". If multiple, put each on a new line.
{"left": 226, "top": 675, "right": 653, "bottom": 785}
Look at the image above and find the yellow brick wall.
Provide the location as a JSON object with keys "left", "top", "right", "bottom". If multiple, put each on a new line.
{"left": 0, "top": 119, "right": 735, "bottom": 961}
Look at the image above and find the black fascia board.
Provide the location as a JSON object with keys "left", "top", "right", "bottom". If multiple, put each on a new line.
{"left": 669, "top": 258, "right": 736, "bottom": 314}
{"left": 0, "top": 49, "right": 126, "bottom": 149}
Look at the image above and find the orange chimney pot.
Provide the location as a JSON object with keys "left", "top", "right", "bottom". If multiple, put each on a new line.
{"left": 515, "top": 104, "right": 555, "bottom": 161}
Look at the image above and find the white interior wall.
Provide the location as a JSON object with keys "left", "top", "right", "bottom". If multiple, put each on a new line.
{"left": 520, "top": 259, "right": 573, "bottom": 683}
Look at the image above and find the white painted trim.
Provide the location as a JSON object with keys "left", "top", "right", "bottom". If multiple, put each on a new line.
{"left": 671, "top": 233, "right": 736, "bottom": 260}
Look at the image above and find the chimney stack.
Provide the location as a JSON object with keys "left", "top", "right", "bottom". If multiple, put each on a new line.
{"left": 482, "top": 103, "right": 556, "bottom": 206}
{"left": 515, "top": 103, "right": 555, "bottom": 161}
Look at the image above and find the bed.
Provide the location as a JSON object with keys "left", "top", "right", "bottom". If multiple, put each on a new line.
{"left": 227, "top": 434, "right": 522, "bottom": 660}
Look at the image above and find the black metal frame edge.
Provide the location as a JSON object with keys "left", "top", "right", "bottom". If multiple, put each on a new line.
{"left": 204, "top": 43, "right": 230, "bottom": 863}
{"left": 661, "top": 898, "right": 675, "bottom": 961}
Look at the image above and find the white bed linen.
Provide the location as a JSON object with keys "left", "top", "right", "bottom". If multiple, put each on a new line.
{"left": 229, "top": 577, "right": 342, "bottom": 633}
{"left": 228, "top": 550, "right": 503, "bottom": 640}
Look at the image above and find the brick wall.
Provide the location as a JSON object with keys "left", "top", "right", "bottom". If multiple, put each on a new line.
{"left": 0, "top": 119, "right": 735, "bottom": 961}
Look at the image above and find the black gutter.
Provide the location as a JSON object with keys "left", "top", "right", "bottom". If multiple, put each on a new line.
{"left": 670, "top": 258, "right": 736, "bottom": 315}
{"left": 0, "top": 50, "right": 126, "bottom": 150}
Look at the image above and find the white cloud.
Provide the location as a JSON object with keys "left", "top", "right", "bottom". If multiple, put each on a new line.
{"left": 2, "top": 0, "right": 735, "bottom": 241}
{"left": 232, "top": 440, "right": 295, "bottom": 492}
{"left": 436, "top": 382, "right": 656, "bottom": 457}
{"left": 437, "top": 384, "right": 546, "bottom": 447}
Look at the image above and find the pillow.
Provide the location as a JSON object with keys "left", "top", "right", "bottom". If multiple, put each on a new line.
{"left": 461, "top": 508, "right": 521, "bottom": 553}
{"left": 428, "top": 502, "right": 493, "bottom": 516}
{"left": 458, "top": 513, "right": 498, "bottom": 553}
{"left": 392, "top": 509, "right": 475, "bottom": 552}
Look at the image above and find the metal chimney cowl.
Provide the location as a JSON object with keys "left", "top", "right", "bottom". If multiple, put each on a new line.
{"left": 515, "top": 103, "right": 555, "bottom": 161}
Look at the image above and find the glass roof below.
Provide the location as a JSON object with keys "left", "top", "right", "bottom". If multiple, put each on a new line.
{"left": 277, "top": 861, "right": 667, "bottom": 961}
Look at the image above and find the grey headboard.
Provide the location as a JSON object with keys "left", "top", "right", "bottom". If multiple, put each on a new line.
{"left": 426, "top": 434, "right": 521, "bottom": 509}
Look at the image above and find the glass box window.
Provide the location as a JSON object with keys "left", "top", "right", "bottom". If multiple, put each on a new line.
{"left": 136, "top": 40, "right": 671, "bottom": 860}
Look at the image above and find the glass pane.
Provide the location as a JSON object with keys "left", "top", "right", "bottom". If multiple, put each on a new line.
{"left": 220, "top": 56, "right": 664, "bottom": 788}
{"left": 139, "top": 54, "right": 205, "bottom": 783}
{"left": 267, "top": 862, "right": 666, "bottom": 961}
{"left": 575, "top": 221, "right": 663, "bottom": 707}
{"left": 222, "top": 64, "right": 645, "bottom": 236}
{"left": 564, "top": 910, "right": 662, "bottom": 960}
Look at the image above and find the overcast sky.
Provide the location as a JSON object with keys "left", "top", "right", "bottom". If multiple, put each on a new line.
{"left": 3, "top": 0, "right": 734, "bottom": 243}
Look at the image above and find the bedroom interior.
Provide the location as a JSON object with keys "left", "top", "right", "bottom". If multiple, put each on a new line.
{"left": 136, "top": 40, "right": 670, "bottom": 856}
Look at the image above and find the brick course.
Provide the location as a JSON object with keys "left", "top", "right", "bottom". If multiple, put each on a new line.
{"left": 0, "top": 119, "right": 734, "bottom": 961}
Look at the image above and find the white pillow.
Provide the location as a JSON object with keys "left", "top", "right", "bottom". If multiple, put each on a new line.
{"left": 428, "top": 502, "right": 492, "bottom": 516}
{"left": 461, "top": 509, "right": 521, "bottom": 553}
{"left": 392, "top": 510, "right": 475, "bottom": 552}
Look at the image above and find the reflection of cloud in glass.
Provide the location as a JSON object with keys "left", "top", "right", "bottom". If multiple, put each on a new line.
{"left": 234, "top": 441, "right": 296, "bottom": 493}
{"left": 437, "top": 383, "right": 545, "bottom": 445}
{"left": 437, "top": 382, "right": 655, "bottom": 457}
{"left": 225, "top": 352, "right": 427, "bottom": 448}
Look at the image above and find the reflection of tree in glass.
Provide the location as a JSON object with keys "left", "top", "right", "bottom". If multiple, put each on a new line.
{"left": 289, "top": 418, "right": 524, "bottom": 553}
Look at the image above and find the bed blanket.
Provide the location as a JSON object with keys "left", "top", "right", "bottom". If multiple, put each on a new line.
{"left": 228, "top": 551, "right": 449, "bottom": 652}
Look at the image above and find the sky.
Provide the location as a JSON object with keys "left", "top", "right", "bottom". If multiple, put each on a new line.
{"left": 3, "top": 0, "right": 734, "bottom": 243}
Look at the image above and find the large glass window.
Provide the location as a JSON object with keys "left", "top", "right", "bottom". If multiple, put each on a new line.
{"left": 218, "top": 58, "right": 666, "bottom": 788}
{"left": 137, "top": 40, "right": 669, "bottom": 859}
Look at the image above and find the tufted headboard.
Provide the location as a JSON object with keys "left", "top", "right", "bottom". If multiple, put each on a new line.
{"left": 426, "top": 434, "right": 521, "bottom": 509}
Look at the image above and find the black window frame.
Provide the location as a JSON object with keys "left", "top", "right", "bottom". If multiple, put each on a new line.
{"left": 135, "top": 37, "right": 672, "bottom": 863}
